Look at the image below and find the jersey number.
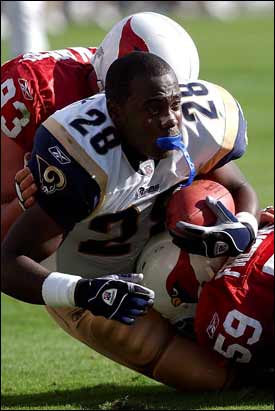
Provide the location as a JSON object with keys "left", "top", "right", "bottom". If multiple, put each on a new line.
{"left": 1, "top": 78, "right": 30, "bottom": 138}
{"left": 78, "top": 207, "right": 140, "bottom": 256}
{"left": 180, "top": 82, "right": 218, "bottom": 122}
{"left": 78, "top": 195, "right": 166, "bottom": 257}
{"left": 69, "top": 107, "right": 120, "bottom": 154}
{"left": 213, "top": 309, "right": 263, "bottom": 363}
{"left": 213, "top": 250, "right": 274, "bottom": 363}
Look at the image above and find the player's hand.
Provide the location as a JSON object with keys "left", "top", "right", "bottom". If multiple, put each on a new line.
{"left": 259, "top": 206, "right": 274, "bottom": 227}
{"left": 170, "top": 196, "right": 256, "bottom": 257}
{"left": 74, "top": 273, "right": 155, "bottom": 325}
{"left": 14, "top": 155, "right": 37, "bottom": 211}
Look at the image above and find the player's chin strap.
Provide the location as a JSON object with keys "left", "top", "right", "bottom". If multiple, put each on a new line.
{"left": 156, "top": 135, "right": 196, "bottom": 187}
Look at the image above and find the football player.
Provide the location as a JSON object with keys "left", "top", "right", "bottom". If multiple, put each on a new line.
{"left": 137, "top": 202, "right": 274, "bottom": 387}
{"left": 2, "top": 52, "right": 261, "bottom": 392}
{"left": 1, "top": 11, "right": 200, "bottom": 241}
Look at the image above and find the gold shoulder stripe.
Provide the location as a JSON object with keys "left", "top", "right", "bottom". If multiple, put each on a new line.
{"left": 43, "top": 117, "right": 107, "bottom": 192}
{"left": 199, "top": 84, "right": 239, "bottom": 175}
{"left": 43, "top": 117, "right": 107, "bottom": 218}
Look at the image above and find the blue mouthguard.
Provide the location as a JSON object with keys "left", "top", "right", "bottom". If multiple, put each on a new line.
{"left": 156, "top": 135, "right": 196, "bottom": 187}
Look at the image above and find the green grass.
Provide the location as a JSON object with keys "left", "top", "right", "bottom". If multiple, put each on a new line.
{"left": 2, "top": 294, "right": 273, "bottom": 411}
{"left": 1, "top": 16, "right": 274, "bottom": 410}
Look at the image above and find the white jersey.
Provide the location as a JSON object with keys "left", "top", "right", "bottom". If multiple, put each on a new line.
{"left": 39, "top": 80, "right": 246, "bottom": 277}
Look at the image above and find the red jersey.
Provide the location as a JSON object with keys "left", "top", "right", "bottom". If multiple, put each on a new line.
{"left": 195, "top": 225, "right": 274, "bottom": 367}
{"left": 1, "top": 47, "right": 97, "bottom": 151}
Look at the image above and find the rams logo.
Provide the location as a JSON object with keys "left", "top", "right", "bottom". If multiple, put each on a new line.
{"left": 36, "top": 155, "right": 66, "bottom": 195}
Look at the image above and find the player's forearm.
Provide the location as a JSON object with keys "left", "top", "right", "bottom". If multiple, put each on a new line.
{"left": 1, "top": 251, "right": 49, "bottom": 304}
{"left": 1, "top": 199, "right": 23, "bottom": 242}
{"left": 2, "top": 247, "right": 155, "bottom": 326}
{"left": 1, "top": 218, "right": 64, "bottom": 304}
{"left": 230, "top": 180, "right": 260, "bottom": 220}
{"left": 204, "top": 162, "right": 260, "bottom": 220}
{"left": 2, "top": 246, "right": 79, "bottom": 306}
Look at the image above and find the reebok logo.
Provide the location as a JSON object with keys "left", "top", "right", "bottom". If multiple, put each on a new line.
{"left": 207, "top": 312, "right": 219, "bottom": 339}
{"left": 18, "top": 78, "right": 33, "bottom": 100}
{"left": 48, "top": 146, "right": 71, "bottom": 164}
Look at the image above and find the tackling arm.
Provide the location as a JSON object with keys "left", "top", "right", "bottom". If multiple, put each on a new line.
{"left": 1, "top": 134, "right": 27, "bottom": 241}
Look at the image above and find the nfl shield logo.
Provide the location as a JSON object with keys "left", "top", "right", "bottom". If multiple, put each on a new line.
{"left": 139, "top": 160, "right": 154, "bottom": 177}
{"left": 102, "top": 288, "right": 117, "bottom": 306}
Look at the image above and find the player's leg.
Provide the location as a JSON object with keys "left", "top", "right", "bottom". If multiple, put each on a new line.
{"left": 46, "top": 306, "right": 230, "bottom": 391}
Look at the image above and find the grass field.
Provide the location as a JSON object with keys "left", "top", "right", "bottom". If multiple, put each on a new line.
{"left": 1, "top": 14, "right": 274, "bottom": 411}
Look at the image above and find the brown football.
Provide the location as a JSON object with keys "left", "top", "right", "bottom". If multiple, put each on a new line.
{"left": 166, "top": 179, "right": 235, "bottom": 230}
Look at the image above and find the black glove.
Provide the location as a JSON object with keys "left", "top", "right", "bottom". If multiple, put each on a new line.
{"left": 170, "top": 196, "right": 257, "bottom": 257}
{"left": 74, "top": 273, "right": 155, "bottom": 325}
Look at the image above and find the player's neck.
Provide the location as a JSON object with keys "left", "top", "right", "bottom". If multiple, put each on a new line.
{"left": 121, "top": 140, "right": 148, "bottom": 171}
{"left": 121, "top": 141, "right": 160, "bottom": 173}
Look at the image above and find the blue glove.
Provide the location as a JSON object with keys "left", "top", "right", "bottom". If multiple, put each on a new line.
{"left": 171, "top": 196, "right": 257, "bottom": 257}
{"left": 74, "top": 273, "right": 155, "bottom": 325}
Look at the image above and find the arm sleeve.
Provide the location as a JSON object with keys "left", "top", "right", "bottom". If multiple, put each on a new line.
{"left": 28, "top": 125, "right": 101, "bottom": 231}
{"left": 1, "top": 57, "right": 46, "bottom": 152}
{"left": 213, "top": 100, "right": 247, "bottom": 169}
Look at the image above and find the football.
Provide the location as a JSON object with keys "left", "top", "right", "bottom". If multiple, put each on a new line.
{"left": 166, "top": 179, "right": 235, "bottom": 229}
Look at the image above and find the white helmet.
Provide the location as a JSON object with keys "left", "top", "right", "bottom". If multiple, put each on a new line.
{"left": 92, "top": 12, "right": 200, "bottom": 91}
{"left": 136, "top": 231, "right": 223, "bottom": 327}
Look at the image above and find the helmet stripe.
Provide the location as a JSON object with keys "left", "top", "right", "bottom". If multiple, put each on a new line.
{"left": 119, "top": 18, "right": 149, "bottom": 57}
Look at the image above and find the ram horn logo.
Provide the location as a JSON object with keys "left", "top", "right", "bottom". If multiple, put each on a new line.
{"left": 36, "top": 155, "right": 66, "bottom": 195}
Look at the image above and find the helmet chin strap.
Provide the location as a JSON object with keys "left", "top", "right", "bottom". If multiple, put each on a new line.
{"left": 156, "top": 135, "right": 196, "bottom": 187}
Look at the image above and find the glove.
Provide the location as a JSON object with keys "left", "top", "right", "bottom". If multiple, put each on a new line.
{"left": 170, "top": 196, "right": 257, "bottom": 257}
{"left": 259, "top": 206, "right": 274, "bottom": 227}
{"left": 74, "top": 273, "right": 155, "bottom": 325}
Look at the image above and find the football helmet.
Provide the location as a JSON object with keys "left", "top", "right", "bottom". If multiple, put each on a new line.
{"left": 92, "top": 12, "right": 200, "bottom": 91}
{"left": 136, "top": 231, "right": 224, "bottom": 327}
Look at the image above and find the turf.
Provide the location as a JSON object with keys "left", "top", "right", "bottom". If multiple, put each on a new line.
{"left": 1, "top": 15, "right": 274, "bottom": 410}
{"left": 2, "top": 294, "right": 273, "bottom": 411}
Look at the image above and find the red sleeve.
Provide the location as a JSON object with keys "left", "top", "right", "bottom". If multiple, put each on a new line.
{"left": 1, "top": 55, "right": 45, "bottom": 151}
{"left": 1, "top": 47, "right": 97, "bottom": 152}
{"left": 195, "top": 228, "right": 274, "bottom": 367}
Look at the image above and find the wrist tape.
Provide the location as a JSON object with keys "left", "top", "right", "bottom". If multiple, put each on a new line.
{"left": 42, "top": 272, "right": 82, "bottom": 307}
{"left": 235, "top": 211, "right": 258, "bottom": 238}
